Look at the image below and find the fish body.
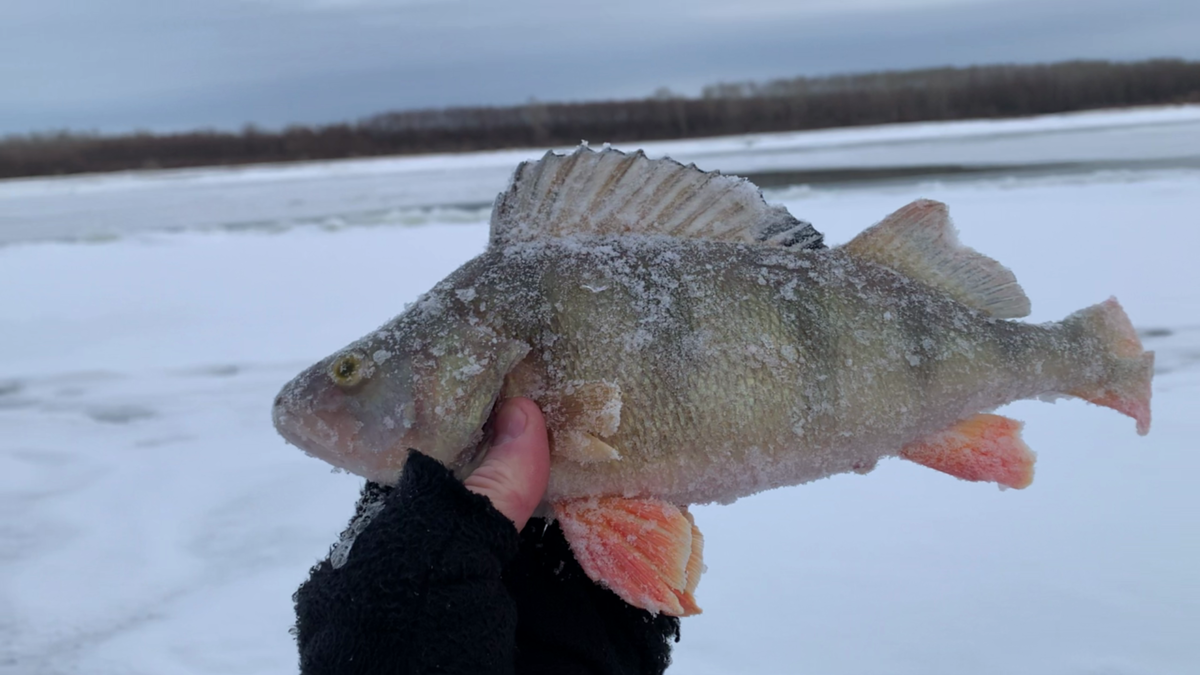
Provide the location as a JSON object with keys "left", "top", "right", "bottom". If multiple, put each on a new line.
{"left": 389, "top": 237, "right": 1109, "bottom": 506}
{"left": 273, "top": 147, "right": 1153, "bottom": 616}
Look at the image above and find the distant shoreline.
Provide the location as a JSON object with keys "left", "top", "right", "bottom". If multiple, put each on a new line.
{"left": 3, "top": 59, "right": 1198, "bottom": 181}
{"left": 741, "top": 157, "right": 1200, "bottom": 188}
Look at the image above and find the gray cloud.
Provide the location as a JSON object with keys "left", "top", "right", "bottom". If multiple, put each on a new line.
{"left": 1, "top": 0, "right": 1197, "bottom": 135}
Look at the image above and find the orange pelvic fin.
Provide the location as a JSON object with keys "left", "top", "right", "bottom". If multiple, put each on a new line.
{"left": 678, "top": 509, "right": 704, "bottom": 615}
{"left": 900, "top": 413, "right": 1036, "bottom": 489}
{"left": 555, "top": 497, "right": 704, "bottom": 617}
{"left": 1064, "top": 297, "right": 1154, "bottom": 435}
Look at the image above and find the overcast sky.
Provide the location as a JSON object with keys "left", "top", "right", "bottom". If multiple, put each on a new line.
{"left": 2, "top": 0, "right": 1198, "bottom": 135}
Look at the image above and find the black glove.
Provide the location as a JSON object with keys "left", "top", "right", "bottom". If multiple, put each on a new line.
{"left": 293, "top": 451, "right": 679, "bottom": 675}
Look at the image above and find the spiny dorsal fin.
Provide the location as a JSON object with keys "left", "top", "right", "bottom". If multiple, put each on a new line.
{"left": 489, "top": 146, "right": 823, "bottom": 249}
{"left": 843, "top": 200, "right": 1031, "bottom": 319}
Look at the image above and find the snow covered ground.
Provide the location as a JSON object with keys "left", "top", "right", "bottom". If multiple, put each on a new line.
{"left": 2, "top": 109, "right": 1199, "bottom": 674}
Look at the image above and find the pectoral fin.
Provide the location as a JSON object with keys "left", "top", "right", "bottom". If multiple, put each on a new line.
{"left": 552, "top": 430, "right": 621, "bottom": 463}
{"left": 542, "top": 379, "right": 622, "bottom": 437}
{"left": 554, "top": 497, "right": 704, "bottom": 616}
{"left": 541, "top": 380, "right": 624, "bottom": 463}
{"left": 900, "top": 413, "right": 1036, "bottom": 489}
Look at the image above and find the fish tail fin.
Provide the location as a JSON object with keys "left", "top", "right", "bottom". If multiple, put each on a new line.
{"left": 1064, "top": 297, "right": 1154, "bottom": 435}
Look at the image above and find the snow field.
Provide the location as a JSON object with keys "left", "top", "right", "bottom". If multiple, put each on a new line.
{"left": 1, "top": 132, "right": 1199, "bottom": 673}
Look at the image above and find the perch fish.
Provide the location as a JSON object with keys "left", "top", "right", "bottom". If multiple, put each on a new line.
{"left": 273, "top": 147, "right": 1153, "bottom": 617}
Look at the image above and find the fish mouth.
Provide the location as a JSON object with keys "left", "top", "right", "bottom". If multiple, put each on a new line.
{"left": 272, "top": 372, "right": 407, "bottom": 484}
{"left": 272, "top": 390, "right": 358, "bottom": 467}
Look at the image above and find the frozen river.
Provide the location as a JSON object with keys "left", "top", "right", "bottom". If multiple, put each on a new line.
{"left": 2, "top": 105, "right": 1199, "bottom": 246}
{"left": 2, "top": 106, "right": 1198, "bottom": 674}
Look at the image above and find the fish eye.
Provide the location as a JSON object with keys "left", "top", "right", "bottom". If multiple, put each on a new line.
{"left": 329, "top": 352, "right": 367, "bottom": 388}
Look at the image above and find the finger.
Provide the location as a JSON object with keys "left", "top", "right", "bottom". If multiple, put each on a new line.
{"left": 464, "top": 397, "right": 550, "bottom": 531}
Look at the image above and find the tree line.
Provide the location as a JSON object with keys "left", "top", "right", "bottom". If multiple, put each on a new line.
{"left": 3, "top": 59, "right": 1199, "bottom": 179}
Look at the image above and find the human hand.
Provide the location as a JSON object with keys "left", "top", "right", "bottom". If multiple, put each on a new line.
{"left": 464, "top": 397, "right": 551, "bottom": 531}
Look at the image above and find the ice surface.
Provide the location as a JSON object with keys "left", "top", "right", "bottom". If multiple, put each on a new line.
{"left": 3, "top": 104, "right": 1199, "bottom": 247}
{"left": 2, "top": 117, "right": 1200, "bottom": 673}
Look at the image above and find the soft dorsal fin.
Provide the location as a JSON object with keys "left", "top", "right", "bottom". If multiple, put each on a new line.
{"left": 489, "top": 146, "right": 823, "bottom": 249}
{"left": 843, "top": 199, "right": 1031, "bottom": 319}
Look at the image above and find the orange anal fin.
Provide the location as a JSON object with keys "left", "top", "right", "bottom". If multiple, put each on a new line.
{"left": 900, "top": 414, "right": 1036, "bottom": 489}
{"left": 555, "top": 497, "right": 704, "bottom": 617}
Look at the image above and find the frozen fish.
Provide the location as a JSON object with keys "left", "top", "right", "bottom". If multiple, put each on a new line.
{"left": 274, "top": 147, "right": 1153, "bottom": 616}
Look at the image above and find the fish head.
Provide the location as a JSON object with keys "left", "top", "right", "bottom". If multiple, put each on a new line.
{"left": 273, "top": 317, "right": 530, "bottom": 485}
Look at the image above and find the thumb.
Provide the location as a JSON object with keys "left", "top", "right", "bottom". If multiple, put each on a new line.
{"left": 464, "top": 397, "right": 550, "bottom": 531}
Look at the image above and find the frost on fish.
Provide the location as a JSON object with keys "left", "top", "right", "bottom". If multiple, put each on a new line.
{"left": 555, "top": 497, "right": 703, "bottom": 616}
{"left": 329, "top": 486, "right": 388, "bottom": 569}
{"left": 490, "top": 147, "right": 824, "bottom": 250}
{"left": 273, "top": 145, "right": 1154, "bottom": 616}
